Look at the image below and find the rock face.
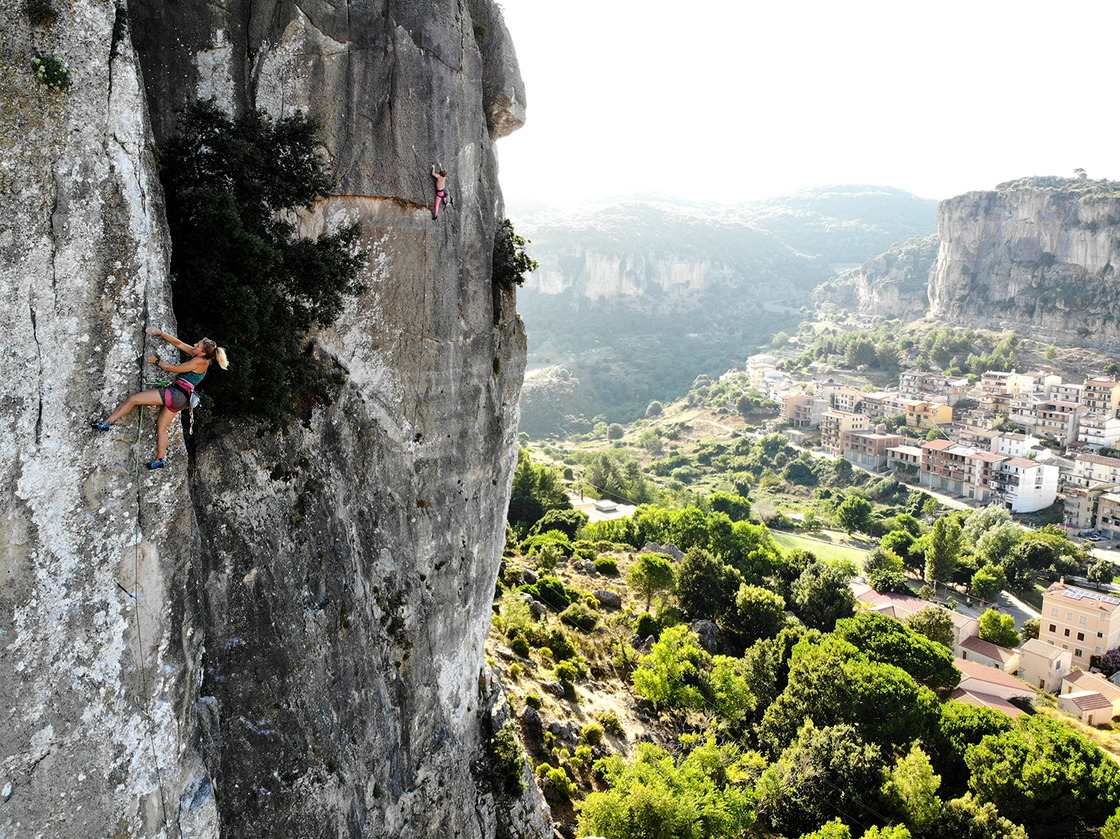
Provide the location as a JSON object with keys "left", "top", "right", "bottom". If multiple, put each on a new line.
{"left": 928, "top": 177, "right": 1120, "bottom": 348}
{"left": 1, "top": 4, "right": 216, "bottom": 838}
{"left": 2, "top": 0, "right": 537, "bottom": 838}
{"left": 815, "top": 235, "right": 937, "bottom": 318}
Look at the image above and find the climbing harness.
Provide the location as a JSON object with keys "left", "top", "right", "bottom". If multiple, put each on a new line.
{"left": 122, "top": 340, "right": 173, "bottom": 832}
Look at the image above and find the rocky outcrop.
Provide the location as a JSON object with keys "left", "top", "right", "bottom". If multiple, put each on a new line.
{"left": 1, "top": 3, "right": 215, "bottom": 837}
{"left": 3, "top": 1, "right": 539, "bottom": 838}
{"left": 815, "top": 235, "right": 937, "bottom": 318}
{"left": 928, "top": 177, "right": 1120, "bottom": 348}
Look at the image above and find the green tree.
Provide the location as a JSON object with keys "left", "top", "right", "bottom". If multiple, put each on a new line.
{"left": 627, "top": 553, "right": 677, "bottom": 610}
{"left": 708, "top": 490, "right": 752, "bottom": 522}
{"left": 162, "top": 101, "right": 369, "bottom": 425}
{"left": 925, "top": 516, "right": 963, "bottom": 589}
{"left": 970, "top": 565, "right": 1005, "bottom": 602}
{"left": 975, "top": 522, "right": 1024, "bottom": 567}
{"left": 723, "top": 585, "right": 787, "bottom": 654}
{"left": 1089, "top": 558, "right": 1116, "bottom": 587}
{"left": 926, "top": 702, "right": 1012, "bottom": 798}
{"left": 607, "top": 422, "right": 624, "bottom": 440}
{"left": 976, "top": 609, "right": 1019, "bottom": 648}
{"left": 631, "top": 625, "right": 709, "bottom": 712}
{"left": 1021, "top": 616, "right": 1040, "bottom": 641}
{"left": 578, "top": 739, "right": 757, "bottom": 839}
{"left": 962, "top": 505, "right": 1012, "bottom": 546}
{"left": 790, "top": 561, "right": 855, "bottom": 631}
{"left": 645, "top": 400, "right": 663, "bottom": 418}
{"left": 676, "top": 548, "right": 742, "bottom": 623}
{"left": 492, "top": 218, "right": 538, "bottom": 289}
{"left": 835, "top": 496, "right": 874, "bottom": 535}
{"left": 833, "top": 611, "right": 960, "bottom": 696}
{"left": 924, "top": 794, "right": 1027, "bottom": 839}
{"left": 756, "top": 720, "right": 884, "bottom": 838}
{"left": 904, "top": 605, "right": 956, "bottom": 650}
{"left": 883, "top": 745, "right": 942, "bottom": 833}
{"left": 966, "top": 715, "right": 1120, "bottom": 835}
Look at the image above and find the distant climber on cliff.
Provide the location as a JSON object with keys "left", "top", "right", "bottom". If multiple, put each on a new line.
{"left": 91, "top": 327, "right": 228, "bottom": 470}
{"left": 431, "top": 164, "right": 451, "bottom": 220}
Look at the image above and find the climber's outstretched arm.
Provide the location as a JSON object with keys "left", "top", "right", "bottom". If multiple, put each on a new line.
{"left": 149, "top": 327, "right": 193, "bottom": 354}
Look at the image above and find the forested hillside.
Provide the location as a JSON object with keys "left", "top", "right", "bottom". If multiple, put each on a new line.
{"left": 490, "top": 382, "right": 1120, "bottom": 839}
{"left": 513, "top": 187, "right": 938, "bottom": 436}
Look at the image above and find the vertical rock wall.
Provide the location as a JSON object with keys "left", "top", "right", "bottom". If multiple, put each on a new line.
{"left": 0, "top": 1, "right": 215, "bottom": 836}
{"left": 928, "top": 177, "right": 1120, "bottom": 347}
{"left": 125, "top": 1, "right": 536, "bottom": 837}
{"left": 2, "top": 0, "right": 537, "bottom": 837}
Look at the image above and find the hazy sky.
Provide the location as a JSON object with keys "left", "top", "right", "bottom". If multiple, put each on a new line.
{"left": 496, "top": 0, "right": 1118, "bottom": 208}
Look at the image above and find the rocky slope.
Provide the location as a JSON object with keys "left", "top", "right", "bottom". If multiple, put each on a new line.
{"left": 929, "top": 176, "right": 1120, "bottom": 348}
{"left": 2, "top": 1, "right": 544, "bottom": 838}
{"left": 815, "top": 234, "right": 938, "bottom": 318}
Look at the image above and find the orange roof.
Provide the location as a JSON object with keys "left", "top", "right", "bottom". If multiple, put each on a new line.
{"left": 961, "top": 635, "right": 1018, "bottom": 664}
{"left": 951, "top": 687, "right": 1027, "bottom": 718}
{"left": 955, "top": 657, "right": 1034, "bottom": 693}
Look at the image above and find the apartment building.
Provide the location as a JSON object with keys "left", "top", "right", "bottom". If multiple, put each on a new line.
{"left": 898, "top": 371, "right": 970, "bottom": 405}
{"left": 820, "top": 411, "right": 869, "bottom": 457}
{"left": 1077, "top": 413, "right": 1120, "bottom": 450}
{"left": 1034, "top": 400, "right": 1085, "bottom": 443}
{"left": 1039, "top": 581, "right": 1120, "bottom": 670}
{"left": 1083, "top": 378, "right": 1120, "bottom": 417}
{"left": 830, "top": 388, "right": 868, "bottom": 415}
{"left": 841, "top": 430, "right": 901, "bottom": 472}
{"left": 901, "top": 399, "right": 953, "bottom": 431}
{"left": 1094, "top": 492, "right": 1120, "bottom": 540}
{"left": 1051, "top": 382, "right": 1085, "bottom": 404}
{"left": 918, "top": 439, "right": 1058, "bottom": 511}
{"left": 980, "top": 370, "right": 1019, "bottom": 395}
{"left": 1067, "top": 452, "right": 1120, "bottom": 488}
{"left": 887, "top": 444, "right": 923, "bottom": 476}
{"left": 987, "top": 456, "right": 1059, "bottom": 513}
{"left": 992, "top": 432, "right": 1041, "bottom": 458}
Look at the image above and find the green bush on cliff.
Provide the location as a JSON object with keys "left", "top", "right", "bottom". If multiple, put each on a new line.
{"left": 160, "top": 100, "right": 368, "bottom": 425}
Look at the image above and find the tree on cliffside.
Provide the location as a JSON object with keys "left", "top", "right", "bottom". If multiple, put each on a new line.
{"left": 160, "top": 101, "right": 369, "bottom": 425}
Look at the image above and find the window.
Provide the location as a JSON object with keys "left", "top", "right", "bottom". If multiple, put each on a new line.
{"left": 1049, "top": 624, "right": 1057, "bottom": 632}
{"left": 1075, "top": 648, "right": 1083, "bottom": 658}
{"left": 1079, "top": 616, "right": 1087, "bottom": 626}
{"left": 1067, "top": 612, "right": 1073, "bottom": 621}
{"left": 1064, "top": 628, "right": 1071, "bottom": 637}
{"left": 1050, "top": 607, "right": 1059, "bottom": 617}
{"left": 1077, "top": 632, "right": 1085, "bottom": 641}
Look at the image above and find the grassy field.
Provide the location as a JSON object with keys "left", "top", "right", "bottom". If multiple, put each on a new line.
{"left": 770, "top": 530, "right": 872, "bottom": 567}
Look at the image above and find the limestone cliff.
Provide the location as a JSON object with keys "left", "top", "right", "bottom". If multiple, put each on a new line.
{"left": 2, "top": 1, "right": 540, "bottom": 838}
{"left": 928, "top": 176, "right": 1120, "bottom": 348}
{"left": 815, "top": 235, "right": 937, "bottom": 318}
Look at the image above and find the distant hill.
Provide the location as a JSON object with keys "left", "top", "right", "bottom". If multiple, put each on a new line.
{"left": 510, "top": 187, "right": 939, "bottom": 437}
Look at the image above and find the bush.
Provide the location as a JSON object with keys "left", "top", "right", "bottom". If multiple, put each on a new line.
{"left": 525, "top": 694, "right": 543, "bottom": 710}
{"left": 544, "top": 766, "right": 577, "bottom": 800}
{"left": 31, "top": 53, "right": 70, "bottom": 92}
{"left": 510, "top": 635, "right": 530, "bottom": 658}
{"left": 598, "top": 711, "right": 625, "bottom": 737}
{"left": 492, "top": 219, "right": 538, "bottom": 290}
{"left": 559, "top": 602, "right": 599, "bottom": 632}
{"left": 491, "top": 721, "right": 527, "bottom": 796}
{"left": 634, "top": 612, "right": 660, "bottom": 641}
{"left": 593, "top": 556, "right": 619, "bottom": 575}
{"left": 160, "top": 101, "right": 368, "bottom": 425}
{"left": 580, "top": 722, "right": 606, "bottom": 747}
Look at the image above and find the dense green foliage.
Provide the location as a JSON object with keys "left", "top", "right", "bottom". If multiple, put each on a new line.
{"left": 492, "top": 219, "right": 538, "bottom": 289}
{"left": 160, "top": 101, "right": 368, "bottom": 425}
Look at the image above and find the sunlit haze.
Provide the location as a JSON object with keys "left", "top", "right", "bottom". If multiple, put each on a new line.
{"left": 497, "top": 0, "right": 1120, "bottom": 209}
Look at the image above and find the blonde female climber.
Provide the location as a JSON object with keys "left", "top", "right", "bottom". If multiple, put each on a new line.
{"left": 92, "top": 327, "right": 229, "bottom": 469}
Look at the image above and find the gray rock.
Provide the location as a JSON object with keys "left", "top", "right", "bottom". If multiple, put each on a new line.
{"left": 530, "top": 601, "right": 549, "bottom": 619}
{"left": 541, "top": 681, "right": 567, "bottom": 699}
{"left": 522, "top": 568, "right": 539, "bottom": 585}
{"left": 593, "top": 590, "right": 623, "bottom": 610}
{"left": 691, "top": 620, "right": 721, "bottom": 654}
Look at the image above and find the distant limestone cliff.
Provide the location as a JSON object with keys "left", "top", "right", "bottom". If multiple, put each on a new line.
{"left": 815, "top": 234, "right": 938, "bottom": 318}
{"left": 929, "top": 176, "right": 1120, "bottom": 348}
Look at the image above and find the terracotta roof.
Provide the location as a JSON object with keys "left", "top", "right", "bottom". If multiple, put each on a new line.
{"left": 1020, "top": 638, "right": 1070, "bottom": 660}
{"left": 1062, "top": 690, "right": 1113, "bottom": 712}
{"left": 923, "top": 439, "right": 955, "bottom": 451}
{"left": 951, "top": 687, "right": 1027, "bottom": 718}
{"left": 967, "top": 451, "right": 1007, "bottom": 463}
{"left": 1078, "top": 452, "right": 1120, "bottom": 468}
{"left": 1064, "top": 670, "right": 1120, "bottom": 703}
{"left": 955, "top": 658, "right": 1034, "bottom": 693}
{"left": 961, "top": 635, "right": 1018, "bottom": 664}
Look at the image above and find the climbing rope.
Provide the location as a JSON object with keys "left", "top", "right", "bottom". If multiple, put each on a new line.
{"left": 124, "top": 340, "right": 172, "bottom": 832}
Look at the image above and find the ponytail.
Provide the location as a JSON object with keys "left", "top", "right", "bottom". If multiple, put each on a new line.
{"left": 200, "top": 338, "right": 230, "bottom": 369}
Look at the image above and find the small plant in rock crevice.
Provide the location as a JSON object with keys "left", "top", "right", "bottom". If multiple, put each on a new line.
{"left": 32, "top": 53, "right": 70, "bottom": 92}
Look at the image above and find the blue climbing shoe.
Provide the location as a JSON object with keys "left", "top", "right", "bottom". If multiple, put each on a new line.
{"left": 91, "top": 420, "right": 112, "bottom": 431}
{"left": 148, "top": 460, "right": 166, "bottom": 470}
